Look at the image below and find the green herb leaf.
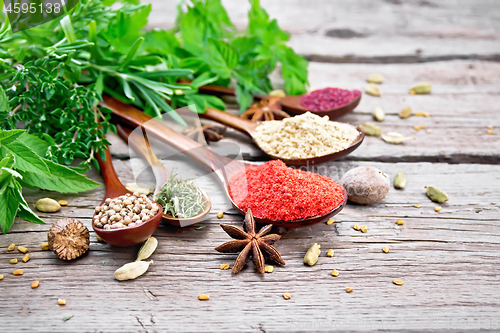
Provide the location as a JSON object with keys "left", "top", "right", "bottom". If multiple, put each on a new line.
{"left": 1, "top": 140, "right": 51, "bottom": 178}
{"left": 206, "top": 38, "right": 239, "bottom": 79}
{"left": 0, "top": 130, "right": 25, "bottom": 146}
{"left": 16, "top": 133, "right": 49, "bottom": 157}
{"left": 0, "top": 179, "right": 20, "bottom": 234}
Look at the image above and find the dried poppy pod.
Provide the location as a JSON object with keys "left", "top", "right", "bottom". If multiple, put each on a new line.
{"left": 48, "top": 218, "right": 90, "bottom": 260}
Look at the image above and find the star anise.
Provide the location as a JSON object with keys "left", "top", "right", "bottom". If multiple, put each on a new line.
{"left": 215, "top": 209, "right": 285, "bottom": 274}
{"left": 240, "top": 97, "right": 290, "bottom": 122}
{"left": 184, "top": 124, "right": 226, "bottom": 144}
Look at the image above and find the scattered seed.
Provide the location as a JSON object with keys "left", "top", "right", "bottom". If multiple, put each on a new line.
{"left": 365, "top": 84, "right": 381, "bottom": 97}
{"left": 393, "top": 279, "right": 404, "bottom": 286}
{"left": 331, "top": 269, "right": 339, "bottom": 277}
{"left": 22, "top": 254, "right": 30, "bottom": 263}
{"left": 381, "top": 132, "right": 414, "bottom": 145}
{"left": 366, "top": 73, "right": 385, "bottom": 84}
{"left": 13, "top": 269, "right": 24, "bottom": 276}
{"left": 425, "top": 186, "right": 449, "bottom": 203}
{"left": 0, "top": 275, "right": 3, "bottom": 280}
{"left": 410, "top": 82, "right": 432, "bottom": 94}
{"left": 220, "top": 263, "right": 230, "bottom": 270}
{"left": 217, "top": 211, "right": 224, "bottom": 219}
{"left": 326, "top": 218, "right": 335, "bottom": 225}
{"left": 409, "top": 89, "right": 416, "bottom": 95}
{"left": 414, "top": 111, "right": 430, "bottom": 117}
{"left": 96, "top": 236, "right": 104, "bottom": 243}
{"left": 136, "top": 237, "right": 158, "bottom": 261}
{"left": 353, "top": 224, "right": 360, "bottom": 231}
{"left": 383, "top": 247, "right": 389, "bottom": 253}
{"left": 326, "top": 249, "right": 334, "bottom": 257}
{"left": 18, "top": 246, "right": 28, "bottom": 254}
{"left": 58, "top": 200, "right": 68, "bottom": 206}
{"left": 399, "top": 105, "right": 412, "bottom": 119}
{"left": 359, "top": 123, "right": 382, "bottom": 136}
{"left": 396, "top": 220, "right": 404, "bottom": 225}
{"left": 394, "top": 170, "right": 407, "bottom": 189}
{"left": 372, "top": 107, "right": 385, "bottom": 122}
{"left": 198, "top": 294, "right": 209, "bottom": 300}
{"left": 414, "top": 204, "right": 421, "bottom": 208}
{"left": 304, "top": 243, "right": 321, "bottom": 266}
{"left": 413, "top": 124, "right": 425, "bottom": 130}
{"left": 361, "top": 226, "right": 368, "bottom": 233}
{"left": 283, "top": 293, "right": 291, "bottom": 300}
{"left": 7, "top": 243, "right": 15, "bottom": 251}
{"left": 488, "top": 130, "right": 494, "bottom": 135}
{"left": 264, "top": 266, "right": 274, "bottom": 273}
{"left": 58, "top": 299, "right": 66, "bottom": 305}
{"left": 487, "top": 125, "right": 493, "bottom": 130}
{"left": 9, "top": 258, "right": 18, "bottom": 264}
{"left": 31, "top": 281, "right": 39, "bottom": 289}
{"left": 346, "top": 287, "right": 353, "bottom": 293}
{"left": 41, "top": 242, "right": 50, "bottom": 250}
{"left": 435, "top": 206, "right": 442, "bottom": 212}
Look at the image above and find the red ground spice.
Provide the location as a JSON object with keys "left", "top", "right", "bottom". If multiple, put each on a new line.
{"left": 300, "top": 87, "right": 361, "bottom": 111}
{"left": 228, "top": 160, "right": 346, "bottom": 221}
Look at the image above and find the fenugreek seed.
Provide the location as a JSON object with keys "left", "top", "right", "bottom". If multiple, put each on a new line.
{"left": 425, "top": 186, "right": 449, "bottom": 204}
{"left": 198, "top": 294, "right": 209, "bottom": 300}
{"left": 488, "top": 130, "right": 494, "bottom": 135}
{"left": 0, "top": 275, "right": 3, "bottom": 280}
{"left": 487, "top": 125, "right": 493, "bottom": 130}
{"left": 413, "top": 124, "right": 425, "bottom": 130}
{"left": 399, "top": 105, "right": 412, "bottom": 119}
{"left": 58, "top": 299, "right": 66, "bottom": 305}
{"left": 22, "top": 254, "right": 30, "bottom": 263}
{"left": 264, "top": 266, "right": 274, "bottom": 273}
{"left": 410, "top": 82, "right": 432, "bottom": 94}
{"left": 366, "top": 73, "right": 385, "bottom": 84}
{"left": 31, "top": 281, "right": 39, "bottom": 289}
{"left": 414, "top": 111, "right": 430, "bottom": 117}
{"left": 414, "top": 204, "right": 421, "bottom": 208}
{"left": 331, "top": 269, "right": 339, "bottom": 277}
{"left": 409, "top": 89, "right": 416, "bottom": 95}
{"left": 372, "top": 107, "right": 385, "bottom": 122}
{"left": 18, "top": 246, "right": 28, "bottom": 254}
{"left": 326, "top": 218, "right": 335, "bottom": 225}
{"left": 396, "top": 220, "right": 404, "bottom": 225}
{"left": 435, "top": 206, "right": 442, "bottom": 212}
{"left": 383, "top": 247, "right": 389, "bottom": 253}
{"left": 217, "top": 211, "right": 224, "bottom": 219}
{"left": 346, "top": 287, "right": 353, "bottom": 293}
{"left": 393, "top": 279, "right": 404, "bottom": 286}
{"left": 58, "top": 200, "right": 68, "bottom": 206}
{"left": 136, "top": 236, "right": 158, "bottom": 261}
{"left": 283, "top": 293, "right": 291, "bottom": 300}
{"left": 361, "top": 226, "right": 368, "bottom": 233}
{"left": 366, "top": 84, "right": 381, "bottom": 97}
{"left": 96, "top": 236, "right": 104, "bottom": 243}
{"left": 304, "top": 243, "right": 321, "bottom": 266}
{"left": 9, "top": 258, "right": 18, "bottom": 264}
{"left": 13, "top": 269, "right": 24, "bottom": 276}
{"left": 8, "top": 243, "right": 15, "bottom": 251}
{"left": 220, "top": 263, "right": 230, "bottom": 270}
{"left": 326, "top": 249, "right": 334, "bottom": 257}
{"left": 41, "top": 242, "right": 50, "bottom": 251}
{"left": 353, "top": 224, "right": 360, "bottom": 231}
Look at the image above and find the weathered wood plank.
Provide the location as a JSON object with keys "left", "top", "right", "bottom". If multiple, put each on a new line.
{"left": 144, "top": 0, "right": 500, "bottom": 62}
{"left": 1, "top": 160, "right": 499, "bottom": 332}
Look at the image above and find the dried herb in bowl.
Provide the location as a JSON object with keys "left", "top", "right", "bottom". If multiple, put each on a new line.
{"left": 155, "top": 173, "right": 206, "bottom": 219}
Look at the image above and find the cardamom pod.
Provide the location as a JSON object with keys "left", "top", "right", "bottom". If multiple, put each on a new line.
{"left": 359, "top": 123, "right": 381, "bottom": 136}
{"left": 34, "top": 198, "right": 61, "bottom": 213}
{"left": 381, "top": 132, "right": 414, "bottom": 145}
{"left": 425, "top": 186, "right": 449, "bottom": 204}
{"left": 366, "top": 73, "right": 385, "bottom": 84}
{"left": 114, "top": 260, "right": 153, "bottom": 281}
{"left": 399, "top": 105, "right": 412, "bottom": 119}
{"left": 394, "top": 170, "right": 407, "bottom": 189}
{"left": 372, "top": 107, "right": 385, "bottom": 122}
{"left": 304, "top": 243, "right": 321, "bottom": 266}
{"left": 410, "top": 82, "right": 432, "bottom": 94}
{"left": 269, "top": 89, "right": 286, "bottom": 98}
{"left": 365, "top": 84, "right": 381, "bottom": 97}
{"left": 136, "top": 236, "right": 158, "bottom": 261}
{"left": 124, "top": 183, "right": 152, "bottom": 195}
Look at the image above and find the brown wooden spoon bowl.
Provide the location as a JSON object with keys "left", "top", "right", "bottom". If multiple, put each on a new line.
{"left": 279, "top": 93, "right": 362, "bottom": 120}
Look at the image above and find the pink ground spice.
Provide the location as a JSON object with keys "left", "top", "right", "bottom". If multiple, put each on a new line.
{"left": 228, "top": 160, "right": 346, "bottom": 221}
{"left": 301, "top": 87, "right": 361, "bottom": 111}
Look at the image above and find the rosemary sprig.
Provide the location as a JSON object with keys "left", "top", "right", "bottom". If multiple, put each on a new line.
{"left": 155, "top": 172, "right": 206, "bottom": 219}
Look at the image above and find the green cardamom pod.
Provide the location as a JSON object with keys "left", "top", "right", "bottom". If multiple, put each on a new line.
{"left": 359, "top": 123, "right": 382, "bottom": 136}
{"left": 394, "top": 170, "right": 407, "bottom": 189}
{"left": 365, "top": 84, "right": 381, "bottom": 97}
{"left": 410, "top": 82, "right": 432, "bottom": 94}
{"left": 34, "top": 198, "right": 61, "bottom": 213}
{"left": 372, "top": 107, "right": 385, "bottom": 122}
{"left": 399, "top": 105, "right": 412, "bottom": 119}
{"left": 366, "top": 73, "right": 385, "bottom": 84}
{"left": 136, "top": 236, "right": 158, "bottom": 261}
{"left": 304, "top": 243, "right": 321, "bottom": 266}
{"left": 381, "top": 132, "right": 414, "bottom": 144}
{"left": 425, "top": 186, "right": 449, "bottom": 203}
{"left": 114, "top": 260, "right": 153, "bottom": 281}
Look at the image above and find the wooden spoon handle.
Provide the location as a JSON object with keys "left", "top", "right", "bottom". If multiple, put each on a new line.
{"left": 200, "top": 108, "right": 258, "bottom": 137}
{"left": 116, "top": 124, "right": 169, "bottom": 194}
{"left": 96, "top": 145, "right": 129, "bottom": 200}
{"left": 198, "top": 84, "right": 236, "bottom": 96}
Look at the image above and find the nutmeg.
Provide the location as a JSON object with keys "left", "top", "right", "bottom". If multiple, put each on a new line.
{"left": 48, "top": 218, "right": 90, "bottom": 261}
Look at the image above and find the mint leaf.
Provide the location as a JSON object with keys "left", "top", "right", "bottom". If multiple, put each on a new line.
{"left": 17, "top": 133, "right": 49, "bottom": 157}
{"left": 206, "top": 38, "right": 239, "bottom": 79}
{"left": 180, "top": 7, "right": 206, "bottom": 55}
{"left": 19, "top": 159, "right": 100, "bottom": 193}
{"left": 0, "top": 181, "right": 19, "bottom": 234}
{"left": 191, "top": 72, "right": 219, "bottom": 88}
{"left": 236, "top": 83, "right": 254, "bottom": 112}
{"left": 0, "top": 129, "right": 25, "bottom": 146}
{"left": 10, "top": 178, "right": 44, "bottom": 225}
{"left": 1, "top": 141, "right": 51, "bottom": 178}
{"left": 0, "top": 86, "right": 10, "bottom": 122}
{"left": 143, "top": 29, "right": 180, "bottom": 56}
{"left": 0, "top": 154, "right": 14, "bottom": 169}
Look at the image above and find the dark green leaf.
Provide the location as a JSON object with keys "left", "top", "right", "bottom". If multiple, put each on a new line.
{"left": 0, "top": 181, "right": 19, "bottom": 234}
{"left": 16, "top": 133, "right": 49, "bottom": 157}
{"left": 1, "top": 141, "right": 51, "bottom": 177}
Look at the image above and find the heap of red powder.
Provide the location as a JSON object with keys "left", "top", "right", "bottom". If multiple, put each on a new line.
{"left": 300, "top": 87, "right": 361, "bottom": 111}
{"left": 228, "top": 160, "right": 346, "bottom": 221}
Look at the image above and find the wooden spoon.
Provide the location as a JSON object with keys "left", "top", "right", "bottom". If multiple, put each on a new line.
{"left": 200, "top": 107, "right": 365, "bottom": 166}
{"left": 100, "top": 96, "right": 347, "bottom": 228}
{"left": 93, "top": 146, "right": 163, "bottom": 247}
{"left": 116, "top": 123, "right": 211, "bottom": 227}
{"left": 197, "top": 84, "right": 362, "bottom": 119}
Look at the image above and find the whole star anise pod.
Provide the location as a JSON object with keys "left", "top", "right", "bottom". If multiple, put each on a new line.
{"left": 240, "top": 97, "right": 290, "bottom": 122}
{"left": 184, "top": 124, "right": 226, "bottom": 144}
{"left": 215, "top": 209, "right": 285, "bottom": 274}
